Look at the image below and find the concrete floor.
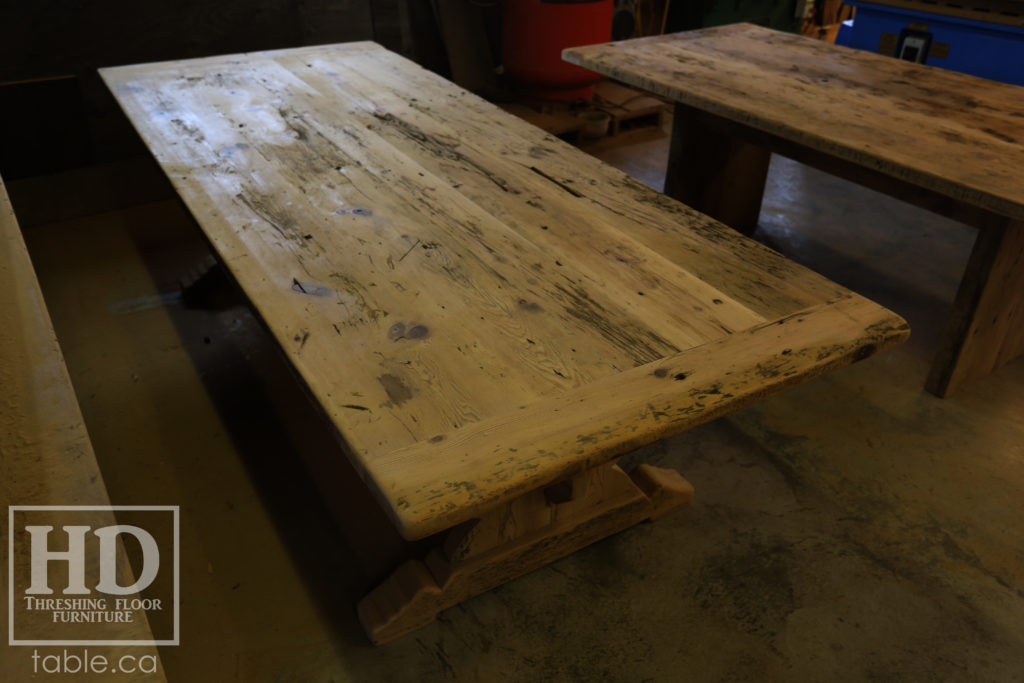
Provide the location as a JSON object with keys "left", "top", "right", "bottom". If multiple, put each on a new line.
{"left": 15, "top": 123, "right": 1024, "bottom": 681}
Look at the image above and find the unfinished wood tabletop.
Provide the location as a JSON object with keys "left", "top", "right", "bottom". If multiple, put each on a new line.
{"left": 564, "top": 23, "right": 1024, "bottom": 222}
{"left": 101, "top": 43, "right": 908, "bottom": 541}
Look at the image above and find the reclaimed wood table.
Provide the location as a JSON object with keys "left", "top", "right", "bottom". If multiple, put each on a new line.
{"left": 101, "top": 43, "right": 907, "bottom": 644}
{"left": 565, "top": 23, "right": 1024, "bottom": 397}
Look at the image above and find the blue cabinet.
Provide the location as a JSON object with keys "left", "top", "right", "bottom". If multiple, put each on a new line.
{"left": 842, "top": 1, "right": 1024, "bottom": 85}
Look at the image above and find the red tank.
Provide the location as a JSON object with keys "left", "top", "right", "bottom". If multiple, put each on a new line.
{"left": 502, "top": 0, "right": 614, "bottom": 101}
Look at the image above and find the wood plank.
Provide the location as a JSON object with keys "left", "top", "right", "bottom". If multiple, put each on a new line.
{"left": 564, "top": 23, "right": 1024, "bottom": 221}
{"left": 0, "top": 176, "right": 166, "bottom": 678}
{"left": 104, "top": 50, "right": 696, "bottom": 463}
{"left": 106, "top": 43, "right": 849, "bottom": 320}
{"left": 927, "top": 219, "right": 1024, "bottom": 396}
{"left": 101, "top": 42, "right": 908, "bottom": 545}
{"left": 368, "top": 294, "right": 908, "bottom": 540}
{"left": 338, "top": 46, "right": 848, "bottom": 315}
{"left": 268, "top": 50, "right": 767, "bottom": 339}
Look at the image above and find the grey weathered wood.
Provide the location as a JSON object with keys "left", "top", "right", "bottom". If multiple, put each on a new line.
{"left": 564, "top": 23, "right": 1024, "bottom": 222}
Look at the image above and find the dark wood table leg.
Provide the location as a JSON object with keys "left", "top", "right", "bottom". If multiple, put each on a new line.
{"left": 927, "top": 218, "right": 1024, "bottom": 397}
{"left": 661, "top": 104, "right": 1023, "bottom": 398}
{"left": 664, "top": 104, "right": 772, "bottom": 235}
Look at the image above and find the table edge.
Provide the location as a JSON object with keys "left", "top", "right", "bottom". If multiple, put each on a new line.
{"left": 563, "top": 26, "right": 1024, "bottom": 222}
{"left": 367, "top": 294, "right": 909, "bottom": 540}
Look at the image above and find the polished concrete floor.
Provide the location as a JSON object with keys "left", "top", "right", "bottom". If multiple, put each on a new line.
{"left": 16, "top": 122, "right": 1024, "bottom": 681}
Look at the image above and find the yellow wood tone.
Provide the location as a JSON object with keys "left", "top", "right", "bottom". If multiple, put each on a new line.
{"left": 100, "top": 43, "right": 907, "bottom": 542}
{"left": 0, "top": 177, "right": 165, "bottom": 678}
{"left": 358, "top": 461, "right": 694, "bottom": 645}
{"left": 564, "top": 23, "right": 1024, "bottom": 222}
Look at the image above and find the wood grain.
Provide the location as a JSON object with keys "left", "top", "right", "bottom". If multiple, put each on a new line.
{"left": 564, "top": 23, "right": 1024, "bottom": 221}
{"left": 667, "top": 104, "right": 999, "bottom": 231}
{"left": 101, "top": 42, "right": 908, "bottom": 541}
{"left": 567, "top": 24, "right": 1024, "bottom": 395}
{"left": 367, "top": 294, "right": 907, "bottom": 539}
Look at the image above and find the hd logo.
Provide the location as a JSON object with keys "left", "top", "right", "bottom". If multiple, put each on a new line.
{"left": 25, "top": 524, "right": 160, "bottom": 596}
{"left": 7, "top": 506, "right": 179, "bottom": 646}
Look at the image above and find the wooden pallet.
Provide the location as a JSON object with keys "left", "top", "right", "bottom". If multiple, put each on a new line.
{"left": 501, "top": 81, "right": 669, "bottom": 143}
{"left": 592, "top": 80, "right": 670, "bottom": 135}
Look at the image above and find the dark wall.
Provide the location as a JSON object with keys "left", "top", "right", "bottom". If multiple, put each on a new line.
{"left": 666, "top": 0, "right": 800, "bottom": 33}
{"left": 1, "top": 0, "right": 394, "bottom": 177}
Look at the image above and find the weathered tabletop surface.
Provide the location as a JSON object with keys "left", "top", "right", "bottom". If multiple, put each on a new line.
{"left": 101, "top": 43, "right": 907, "bottom": 642}
{"left": 565, "top": 23, "right": 1024, "bottom": 397}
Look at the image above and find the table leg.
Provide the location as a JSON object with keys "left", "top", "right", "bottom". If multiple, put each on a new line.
{"left": 357, "top": 460, "right": 693, "bottom": 645}
{"left": 927, "top": 219, "right": 1024, "bottom": 397}
{"left": 664, "top": 104, "right": 772, "bottom": 235}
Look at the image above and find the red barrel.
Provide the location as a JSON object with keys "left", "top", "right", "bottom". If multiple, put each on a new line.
{"left": 502, "top": 0, "right": 614, "bottom": 101}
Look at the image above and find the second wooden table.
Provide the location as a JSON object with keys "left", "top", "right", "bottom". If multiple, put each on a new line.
{"left": 565, "top": 23, "right": 1024, "bottom": 397}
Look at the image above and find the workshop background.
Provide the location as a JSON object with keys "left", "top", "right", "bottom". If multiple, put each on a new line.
{"left": 2, "top": 1, "right": 1023, "bottom": 681}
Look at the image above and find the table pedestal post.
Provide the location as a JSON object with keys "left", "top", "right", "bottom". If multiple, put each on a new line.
{"left": 357, "top": 461, "right": 693, "bottom": 644}
{"left": 928, "top": 219, "right": 1024, "bottom": 396}
{"left": 665, "top": 104, "right": 772, "bottom": 236}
